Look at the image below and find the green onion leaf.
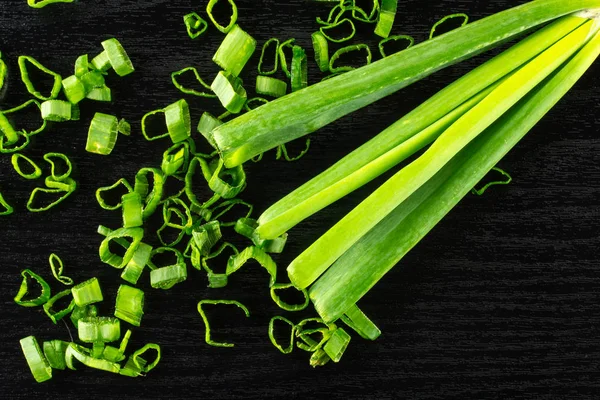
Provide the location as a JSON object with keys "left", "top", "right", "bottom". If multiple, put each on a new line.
{"left": 71, "top": 277, "right": 103, "bottom": 307}
{"left": 255, "top": 75, "right": 287, "bottom": 98}
{"left": 86, "top": 112, "right": 119, "bottom": 155}
{"left": 115, "top": 284, "right": 144, "bottom": 327}
{"left": 14, "top": 269, "right": 51, "bottom": 307}
{"left": 211, "top": 70, "right": 247, "bottom": 113}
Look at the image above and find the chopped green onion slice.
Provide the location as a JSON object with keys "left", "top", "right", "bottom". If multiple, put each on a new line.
{"left": 310, "top": 348, "right": 331, "bottom": 367}
{"left": 86, "top": 86, "right": 112, "bottom": 102}
{"left": 71, "top": 277, "right": 103, "bottom": 307}
{"left": 277, "top": 138, "right": 311, "bottom": 162}
{"left": 121, "top": 192, "right": 144, "bottom": 228}
{"left": 291, "top": 45, "right": 308, "bottom": 92}
{"left": 41, "top": 100, "right": 72, "bottom": 122}
{"left": 278, "top": 38, "right": 295, "bottom": 78}
{"left": 311, "top": 31, "right": 330, "bottom": 72}
{"left": 141, "top": 108, "right": 168, "bottom": 141}
{"left": 11, "top": 153, "right": 42, "bottom": 180}
{"left": 43, "top": 289, "right": 75, "bottom": 324}
{"left": 207, "top": 157, "right": 247, "bottom": 198}
{"left": 101, "top": 38, "right": 135, "bottom": 77}
{"left": 197, "top": 300, "right": 250, "bottom": 347}
{"left": 3, "top": 99, "right": 47, "bottom": 137}
{"left": 26, "top": 186, "right": 75, "bottom": 212}
{"left": 18, "top": 56, "right": 62, "bottom": 101}
{"left": 171, "top": 67, "right": 216, "bottom": 98}
{"left": 429, "top": 13, "right": 469, "bottom": 40}
{"left": 258, "top": 38, "right": 280, "bottom": 75}
{"left": 270, "top": 283, "right": 309, "bottom": 311}
{"left": 99, "top": 227, "right": 144, "bottom": 268}
{"left": 226, "top": 246, "right": 277, "bottom": 287}
{"left": 379, "top": 34, "right": 414, "bottom": 58}
{"left": 0, "top": 113, "right": 19, "bottom": 145}
{"left": 49, "top": 253, "right": 74, "bottom": 286}
{"left": 115, "top": 284, "right": 144, "bottom": 327}
{"left": 351, "top": 0, "right": 380, "bottom": 23}
{"left": 199, "top": 242, "right": 238, "bottom": 287}
{"left": 121, "top": 242, "right": 152, "bottom": 285}
{"left": 472, "top": 166, "right": 512, "bottom": 195}
{"left": 340, "top": 304, "right": 381, "bottom": 340}
{"left": 374, "top": 0, "right": 397, "bottom": 38}
{"left": 120, "top": 356, "right": 145, "bottom": 377}
{"left": 268, "top": 316, "right": 296, "bottom": 354}
{"left": 197, "top": 112, "right": 222, "bottom": 148}
{"left": 74, "top": 54, "right": 89, "bottom": 77}
{"left": 191, "top": 220, "right": 222, "bottom": 258}
{"left": 156, "top": 209, "right": 187, "bottom": 247}
{"left": 323, "top": 327, "right": 351, "bottom": 362}
{"left": 320, "top": 18, "right": 356, "bottom": 43}
{"left": 20, "top": 336, "right": 52, "bottom": 383}
{"left": 43, "top": 152, "right": 72, "bottom": 181}
{"left": 211, "top": 70, "right": 247, "bottom": 113}
{"left": 91, "top": 50, "right": 111, "bottom": 72}
{"left": 70, "top": 304, "right": 98, "bottom": 329}
{"left": 86, "top": 112, "right": 118, "bottom": 155}
{"left": 0, "top": 129, "right": 30, "bottom": 154}
{"left": 0, "top": 191, "right": 14, "bottom": 216}
{"left": 134, "top": 167, "right": 165, "bottom": 219}
{"left": 255, "top": 75, "right": 287, "bottom": 98}
{"left": 147, "top": 247, "right": 187, "bottom": 290}
{"left": 103, "top": 329, "right": 132, "bottom": 363}
{"left": 61, "top": 75, "right": 86, "bottom": 104}
{"left": 96, "top": 178, "right": 133, "bottom": 210}
{"left": 65, "top": 342, "right": 121, "bottom": 373}
{"left": 185, "top": 156, "right": 221, "bottom": 210}
{"left": 132, "top": 343, "right": 161, "bottom": 373}
{"left": 14, "top": 269, "right": 51, "bottom": 307}
{"left": 213, "top": 24, "right": 256, "bottom": 77}
{"left": 80, "top": 70, "right": 106, "bottom": 91}
{"left": 43, "top": 340, "right": 69, "bottom": 370}
{"left": 162, "top": 141, "right": 190, "bottom": 176}
{"left": 164, "top": 99, "right": 191, "bottom": 143}
{"left": 329, "top": 43, "right": 372, "bottom": 73}
{"left": 206, "top": 0, "right": 238, "bottom": 33}
{"left": 118, "top": 118, "right": 131, "bottom": 136}
{"left": 78, "top": 316, "right": 121, "bottom": 343}
{"left": 234, "top": 217, "right": 287, "bottom": 253}
{"left": 184, "top": 12, "right": 209, "bottom": 39}
{"left": 27, "top": 0, "right": 74, "bottom": 7}
{"left": 44, "top": 176, "right": 76, "bottom": 192}
{"left": 296, "top": 327, "right": 332, "bottom": 352}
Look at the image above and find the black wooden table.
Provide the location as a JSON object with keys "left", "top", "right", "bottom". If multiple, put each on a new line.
{"left": 1, "top": 1, "right": 599, "bottom": 399}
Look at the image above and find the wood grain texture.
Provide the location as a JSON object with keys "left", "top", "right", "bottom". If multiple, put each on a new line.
{"left": 0, "top": 0, "right": 599, "bottom": 398}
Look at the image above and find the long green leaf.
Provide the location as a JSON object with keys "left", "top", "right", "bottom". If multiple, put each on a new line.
{"left": 309, "top": 28, "right": 600, "bottom": 323}
{"left": 288, "top": 19, "right": 598, "bottom": 290}
{"left": 255, "top": 15, "right": 586, "bottom": 240}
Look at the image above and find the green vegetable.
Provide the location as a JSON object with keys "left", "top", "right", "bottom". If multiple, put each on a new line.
{"left": 71, "top": 277, "right": 104, "bottom": 307}
{"left": 213, "top": 24, "right": 256, "bottom": 77}
{"left": 114, "top": 284, "right": 145, "bottom": 327}
{"left": 308, "top": 22, "right": 600, "bottom": 323}
{"left": 206, "top": 0, "right": 238, "bottom": 33}
{"left": 20, "top": 336, "right": 52, "bottom": 382}
{"left": 18, "top": 56, "right": 62, "bottom": 101}
{"left": 211, "top": 0, "right": 600, "bottom": 167}
{"left": 14, "top": 269, "right": 51, "bottom": 307}
{"left": 86, "top": 113, "right": 119, "bottom": 155}
{"left": 197, "top": 299, "right": 250, "bottom": 347}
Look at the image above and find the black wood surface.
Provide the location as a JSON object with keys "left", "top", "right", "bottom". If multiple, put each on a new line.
{"left": 1, "top": 1, "right": 599, "bottom": 399}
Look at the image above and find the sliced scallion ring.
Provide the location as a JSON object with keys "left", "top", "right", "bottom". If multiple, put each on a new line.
{"left": 311, "top": 31, "right": 330, "bottom": 72}
{"left": 18, "top": 56, "right": 62, "bottom": 101}
{"left": 141, "top": 108, "right": 169, "bottom": 141}
{"left": 11, "top": 153, "right": 42, "bottom": 180}
{"left": 132, "top": 343, "right": 161, "bottom": 373}
{"left": 43, "top": 289, "right": 75, "bottom": 324}
{"left": 86, "top": 86, "right": 112, "bottom": 102}
{"left": 184, "top": 12, "right": 209, "bottom": 39}
{"left": 291, "top": 45, "right": 308, "bottom": 92}
{"left": 121, "top": 192, "right": 144, "bottom": 228}
{"left": 278, "top": 38, "right": 295, "bottom": 78}
{"left": 114, "top": 284, "right": 144, "bottom": 327}
{"left": 213, "top": 24, "right": 256, "bottom": 77}
{"left": 147, "top": 247, "right": 187, "bottom": 290}
{"left": 374, "top": 0, "right": 397, "bottom": 38}
{"left": 20, "top": 336, "right": 52, "bottom": 383}
{"left": 171, "top": 67, "right": 216, "bottom": 98}
{"left": 41, "top": 100, "right": 72, "bottom": 122}
{"left": 96, "top": 178, "right": 133, "bottom": 210}
{"left": 378, "top": 34, "right": 414, "bottom": 58}
{"left": 43, "top": 340, "right": 69, "bottom": 371}
{"left": 323, "top": 327, "right": 351, "bottom": 362}
{"left": 255, "top": 75, "right": 287, "bottom": 98}
{"left": 270, "top": 283, "right": 310, "bottom": 311}
{"left": 86, "top": 112, "right": 118, "bottom": 155}
{"left": 329, "top": 43, "right": 372, "bottom": 73}
{"left": 71, "top": 277, "right": 104, "bottom": 307}
{"left": 14, "top": 269, "right": 51, "bottom": 307}
{"left": 197, "top": 112, "right": 222, "bottom": 148}
{"left": 429, "top": 13, "right": 469, "bottom": 40}
{"left": 134, "top": 167, "right": 165, "bottom": 219}
{"left": 206, "top": 0, "right": 238, "bottom": 33}
{"left": 121, "top": 242, "right": 152, "bottom": 285}
{"left": 211, "top": 70, "right": 247, "bottom": 114}
{"left": 258, "top": 38, "right": 280, "bottom": 75}
{"left": 268, "top": 316, "right": 296, "bottom": 354}
{"left": 101, "top": 38, "right": 135, "bottom": 77}
{"left": 3, "top": 99, "right": 47, "bottom": 137}
{"left": 74, "top": 54, "right": 89, "bottom": 77}
{"left": 43, "top": 152, "right": 72, "bottom": 181}
{"left": 49, "top": 253, "right": 74, "bottom": 286}
{"left": 226, "top": 246, "right": 277, "bottom": 287}
{"left": 99, "top": 227, "right": 144, "bottom": 269}
{"left": 0, "top": 191, "right": 14, "bottom": 216}
{"left": 26, "top": 186, "right": 75, "bottom": 212}
{"left": 27, "top": 0, "right": 74, "bottom": 9}
{"left": 197, "top": 299, "right": 250, "bottom": 347}
{"left": 320, "top": 18, "right": 356, "bottom": 43}
{"left": 164, "top": 99, "right": 191, "bottom": 143}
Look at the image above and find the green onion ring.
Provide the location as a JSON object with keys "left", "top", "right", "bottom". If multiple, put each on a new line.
{"left": 268, "top": 316, "right": 296, "bottom": 354}
{"left": 206, "top": 0, "right": 238, "bottom": 34}
{"left": 14, "top": 269, "right": 51, "bottom": 307}
{"left": 11, "top": 153, "right": 42, "bottom": 180}
{"left": 171, "top": 67, "right": 216, "bottom": 98}
{"left": 197, "top": 299, "right": 250, "bottom": 347}
{"left": 18, "top": 56, "right": 62, "bottom": 101}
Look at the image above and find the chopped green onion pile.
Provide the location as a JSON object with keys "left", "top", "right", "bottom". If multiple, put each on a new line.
{"left": 3, "top": 0, "right": 600, "bottom": 384}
